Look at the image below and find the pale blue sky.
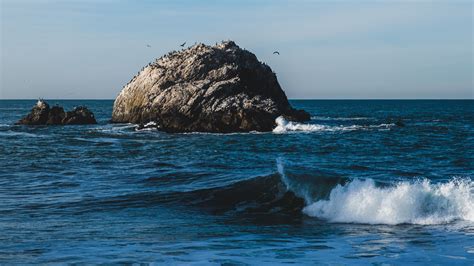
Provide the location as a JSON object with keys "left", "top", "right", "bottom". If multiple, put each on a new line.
{"left": 1, "top": 0, "right": 472, "bottom": 99}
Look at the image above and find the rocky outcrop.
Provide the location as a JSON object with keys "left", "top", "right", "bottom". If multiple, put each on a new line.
{"left": 112, "top": 41, "right": 310, "bottom": 133}
{"left": 16, "top": 100, "right": 97, "bottom": 125}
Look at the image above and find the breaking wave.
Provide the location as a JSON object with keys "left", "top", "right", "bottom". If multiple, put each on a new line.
{"left": 276, "top": 158, "right": 474, "bottom": 225}
{"left": 273, "top": 116, "right": 393, "bottom": 133}
{"left": 18, "top": 156, "right": 473, "bottom": 227}
{"left": 302, "top": 178, "right": 474, "bottom": 225}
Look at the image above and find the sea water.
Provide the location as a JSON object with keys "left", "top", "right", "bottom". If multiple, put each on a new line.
{"left": 0, "top": 100, "right": 472, "bottom": 264}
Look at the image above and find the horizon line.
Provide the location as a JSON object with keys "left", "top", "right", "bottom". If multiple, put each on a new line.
{"left": 0, "top": 98, "right": 472, "bottom": 101}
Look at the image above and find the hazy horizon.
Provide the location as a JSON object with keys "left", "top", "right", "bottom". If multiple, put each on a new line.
{"left": 1, "top": 98, "right": 473, "bottom": 101}
{"left": 1, "top": 0, "right": 473, "bottom": 100}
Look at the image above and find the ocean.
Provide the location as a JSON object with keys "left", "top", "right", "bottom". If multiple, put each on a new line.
{"left": 0, "top": 99, "right": 473, "bottom": 264}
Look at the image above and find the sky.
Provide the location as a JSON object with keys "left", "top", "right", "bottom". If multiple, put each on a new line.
{"left": 0, "top": 0, "right": 472, "bottom": 99}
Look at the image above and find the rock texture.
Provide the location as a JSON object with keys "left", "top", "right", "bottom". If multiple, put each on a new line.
{"left": 16, "top": 100, "right": 97, "bottom": 125}
{"left": 112, "top": 41, "right": 310, "bottom": 133}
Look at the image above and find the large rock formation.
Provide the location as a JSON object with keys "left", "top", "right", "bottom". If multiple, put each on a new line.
{"left": 16, "top": 100, "right": 97, "bottom": 125}
{"left": 111, "top": 41, "right": 310, "bottom": 133}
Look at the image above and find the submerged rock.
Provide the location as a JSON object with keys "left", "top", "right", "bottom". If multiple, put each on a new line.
{"left": 395, "top": 118, "right": 405, "bottom": 127}
{"left": 112, "top": 41, "right": 310, "bottom": 133}
{"left": 16, "top": 100, "right": 97, "bottom": 125}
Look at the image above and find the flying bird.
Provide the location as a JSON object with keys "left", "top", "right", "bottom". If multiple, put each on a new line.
{"left": 273, "top": 51, "right": 280, "bottom": 55}
{"left": 146, "top": 44, "right": 151, "bottom": 48}
{"left": 180, "top": 42, "right": 186, "bottom": 47}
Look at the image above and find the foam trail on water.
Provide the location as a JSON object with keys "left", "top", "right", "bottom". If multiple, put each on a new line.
{"left": 273, "top": 116, "right": 393, "bottom": 133}
{"left": 311, "top": 116, "right": 374, "bottom": 121}
{"left": 303, "top": 178, "right": 474, "bottom": 225}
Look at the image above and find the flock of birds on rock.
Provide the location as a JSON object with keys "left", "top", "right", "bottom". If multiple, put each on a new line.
{"left": 146, "top": 41, "right": 280, "bottom": 55}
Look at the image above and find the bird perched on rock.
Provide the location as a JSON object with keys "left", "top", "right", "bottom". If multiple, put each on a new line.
{"left": 273, "top": 51, "right": 280, "bottom": 55}
{"left": 36, "top": 98, "right": 46, "bottom": 108}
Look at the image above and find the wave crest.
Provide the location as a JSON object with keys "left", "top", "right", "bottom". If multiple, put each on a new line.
{"left": 302, "top": 178, "right": 474, "bottom": 225}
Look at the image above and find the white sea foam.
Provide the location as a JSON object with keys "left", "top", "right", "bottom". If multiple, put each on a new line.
{"left": 0, "top": 130, "right": 43, "bottom": 138}
{"left": 182, "top": 131, "right": 264, "bottom": 135}
{"left": 273, "top": 116, "right": 393, "bottom": 133}
{"left": 135, "top": 121, "right": 159, "bottom": 131}
{"left": 144, "top": 121, "right": 157, "bottom": 127}
{"left": 92, "top": 124, "right": 135, "bottom": 134}
{"left": 303, "top": 178, "right": 474, "bottom": 225}
{"left": 111, "top": 124, "right": 136, "bottom": 131}
{"left": 311, "top": 116, "right": 374, "bottom": 121}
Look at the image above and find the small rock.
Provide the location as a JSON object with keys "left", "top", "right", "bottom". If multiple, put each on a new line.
{"left": 46, "top": 105, "right": 65, "bottom": 125}
{"left": 395, "top": 119, "right": 405, "bottom": 127}
{"left": 16, "top": 99, "right": 51, "bottom": 125}
{"left": 16, "top": 100, "right": 97, "bottom": 125}
{"left": 63, "top": 106, "right": 97, "bottom": 125}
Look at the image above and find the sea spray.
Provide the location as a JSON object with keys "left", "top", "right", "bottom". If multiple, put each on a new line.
{"left": 276, "top": 157, "right": 289, "bottom": 190}
{"left": 303, "top": 178, "right": 474, "bottom": 225}
{"left": 276, "top": 158, "right": 316, "bottom": 204}
{"left": 273, "top": 116, "right": 327, "bottom": 133}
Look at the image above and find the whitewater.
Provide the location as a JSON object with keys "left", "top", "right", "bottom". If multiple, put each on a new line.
{"left": 273, "top": 116, "right": 395, "bottom": 133}
{"left": 277, "top": 157, "right": 474, "bottom": 225}
{"left": 303, "top": 178, "right": 473, "bottom": 225}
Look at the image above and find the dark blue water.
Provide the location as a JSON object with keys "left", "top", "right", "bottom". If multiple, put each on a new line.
{"left": 0, "top": 100, "right": 473, "bottom": 264}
